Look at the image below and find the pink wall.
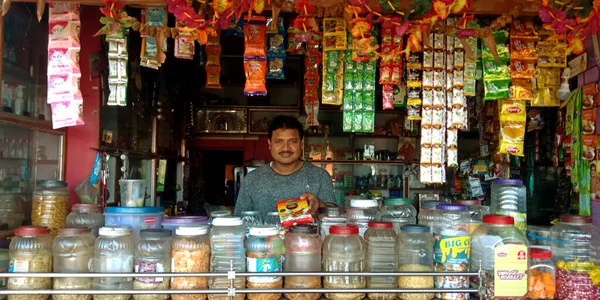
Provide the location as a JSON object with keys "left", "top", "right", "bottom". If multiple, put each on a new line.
{"left": 65, "top": 7, "right": 102, "bottom": 206}
{"left": 189, "top": 136, "right": 273, "bottom": 162}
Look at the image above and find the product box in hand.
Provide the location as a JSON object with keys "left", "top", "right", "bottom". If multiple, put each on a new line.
{"left": 277, "top": 198, "right": 315, "bottom": 227}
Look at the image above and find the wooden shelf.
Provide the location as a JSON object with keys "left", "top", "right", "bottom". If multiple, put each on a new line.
{"left": 0, "top": 111, "right": 60, "bottom": 133}
{"left": 309, "top": 159, "right": 415, "bottom": 165}
{"left": 38, "top": 159, "right": 59, "bottom": 165}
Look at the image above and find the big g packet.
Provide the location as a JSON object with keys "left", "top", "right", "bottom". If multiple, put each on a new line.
{"left": 277, "top": 198, "right": 315, "bottom": 227}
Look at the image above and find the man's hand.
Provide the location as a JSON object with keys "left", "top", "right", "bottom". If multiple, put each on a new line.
{"left": 300, "top": 192, "right": 325, "bottom": 216}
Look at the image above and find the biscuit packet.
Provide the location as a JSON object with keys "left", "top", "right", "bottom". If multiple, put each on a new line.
{"left": 277, "top": 198, "right": 315, "bottom": 227}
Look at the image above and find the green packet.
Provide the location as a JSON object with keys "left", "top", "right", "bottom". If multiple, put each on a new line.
{"left": 482, "top": 43, "right": 509, "bottom": 64}
{"left": 353, "top": 113, "right": 363, "bottom": 132}
{"left": 363, "top": 91, "right": 375, "bottom": 111}
{"left": 343, "top": 110, "right": 353, "bottom": 132}
{"left": 482, "top": 59, "right": 510, "bottom": 79}
{"left": 483, "top": 78, "right": 511, "bottom": 100}
{"left": 354, "top": 91, "right": 365, "bottom": 111}
{"left": 343, "top": 90, "right": 353, "bottom": 111}
{"left": 362, "top": 111, "right": 375, "bottom": 132}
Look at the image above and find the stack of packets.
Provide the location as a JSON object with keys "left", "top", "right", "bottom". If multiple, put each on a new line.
{"left": 205, "top": 36, "right": 222, "bottom": 89}
{"left": 107, "top": 30, "right": 128, "bottom": 106}
{"left": 140, "top": 7, "right": 167, "bottom": 69}
{"left": 47, "top": 3, "right": 83, "bottom": 128}
{"left": 406, "top": 49, "right": 423, "bottom": 121}
{"left": 380, "top": 22, "right": 403, "bottom": 110}
{"left": 322, "top": 18, "right": 346, "bottom": 105}
{"left": 498, "top": 100, "right": 526, "bottom": 156}
{"left": 286, "top": 20, "right": 304, "bottom": 54}
{"left": 174, "top": 28, "right": 195, "bottom": 60}
{"left": 304, "top": 40, "right": 320, "bottom": 126}
{"left": 463, "top": 34, "right": 479, "bottom": 96}
{"left": 533, "top": 28, "right": 566, "bottom": 107}
{"left": 509, "top": 20, "right": 537, "bottom": 103}
{"left": 582, "top": 83, "right": 597, "bottom": 163}
{"left": 445, "top": 19, "right": 467, "bottom": 168}
{"left": 483, "top": 30, "right": 511, "bottom": 100}
{"left": 244, "top": 16, "right": 267, "bottom": 96}
{"left": 342, "top": 33, "right": 376, "bottom": 133}
{"left": 266, "top": 18, "right": 286, "bottom": 80}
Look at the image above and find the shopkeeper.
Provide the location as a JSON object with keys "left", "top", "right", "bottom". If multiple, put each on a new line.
{"left": 234, "top": 115, "right": 336, "bottom": 216}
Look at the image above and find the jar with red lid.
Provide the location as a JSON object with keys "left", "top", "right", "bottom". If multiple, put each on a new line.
{"left": 528, "top": 248, "right": 556, "bottom": 299}
{"left": 323, "top": 225, "right": 366, "bottom": 300}
{"left": 364, "top": 221, "right": 397, "bottom": 300}
{"left": 8, "top": 226, "right": 53, "bottom": 300}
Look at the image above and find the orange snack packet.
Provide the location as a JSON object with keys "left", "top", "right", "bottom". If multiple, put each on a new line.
{"left": 244, "top": 16, "right": 267, "bottom": 57}
{"left": 277, "top": 198, "right": 315, "bottom": 227}
{"left": 244, "top": 58, "right": 267, "bottom": 96}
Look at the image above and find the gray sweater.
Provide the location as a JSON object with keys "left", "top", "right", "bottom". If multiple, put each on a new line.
{"left": 233, "top": 162, "right": 336, "bottom": 216}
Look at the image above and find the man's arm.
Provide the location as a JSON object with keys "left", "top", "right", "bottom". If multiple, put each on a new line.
{"left": 233, "top": 180, "right": 254, "bottom": 216}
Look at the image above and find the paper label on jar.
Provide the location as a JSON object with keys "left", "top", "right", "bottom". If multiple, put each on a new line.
{"left": 434, "top": 261, "right": 470, "bottom": 300}
{"left": 434, "top": 235, "right": 471, "bottom": 264}
{"left": 493, "top": 244, "right": 528, "bottom": 297}
{"left": 135, "top": 261, "right": 164, "bottom": 283}
{"left": 247, "top": 256, "right": 282, "bottom": 283}
{"left": 9, "top": 259, "right": 29, "bottom": 273}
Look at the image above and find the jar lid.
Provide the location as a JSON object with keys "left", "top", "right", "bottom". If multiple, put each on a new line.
{"left": 559, "top": 214, "right": 592, "bottom": 224}
{"left": 454, "top": 200, "right": 480, "bottom": 206}
{"left": 350, "top": 199, "right": 379, "bottom": 208}
{"left": 368, "top": 221, "right": 393, "bottom": 229}
{"left": 319, "top": 207, "right": 344, "bottom": 217}
{"left": 99, "top": 226, "right": 132, "bottom": 237}
{"left": 289, "top": 224, "right": 318, "bottom": 234}
{"left": 401, "top": 224, "right": 430, "bottom": 233}
{"left": 267, "top": 212, "right": 279, "bottom": 216}
{"left": 384, "top": 198, "right": 412, "bottom": 206}
{"left": 212, "top": 217, "right": 243, "bottom": 226}
{"left": 329, "top": 225, "right": 359, "bottom": 235}
{"left": 176, "top": 226, "right": 209, "bottom": 236}
{"left": 37, "top": 180, "right": 68, "bottom": 188}
{"left": 436, "top": 203, "right": 467, "bottom": 211}
{"left": 162, "top": 216, "right": 208, "bottom": 225}
{"left": 210, "top": 210, "right": 232, "bottom": 218}
{"left": 530, "top": 247, "right": 552, "bottom": 259}
{"left": 493, "top": 179, "right": 523, "bottom": 185}
{"left": 58, "top": 228, "right": 91, "bottom": 236}
{"left": 104, "top": 206, "right": 164, "bottom": 214}
{"left": 140, "top": 229, "right": 172, "bottom": 238}
{"left": 72, "top": 204, "right": 102, "bottom": 212}
{"left": 483, "top": 214, "right": 514, "bottom": 225}
{"left": 249, "top": 226, "right": 279, "bottom": 236}
{"left": 241, "top": 211, "right": 261, "bottom": 216}
{"left": 421, "top": 201, "right": 443, "bottom": 208}
{"left": 15, "top": 226, "right": 50, "bottom": 236}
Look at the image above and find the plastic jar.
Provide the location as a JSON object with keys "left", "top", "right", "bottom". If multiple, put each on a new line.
{"left": 0, "top": 248, "right": 8, "bottom": 299}
{"left": 133, "top": 229, "right": 172, "bottom": 300}
{"left": 161, "top": 216, "right": 208, "bottom": 234}
{"left": 208, "top": 210, "right": 231, "bottom": 227}
{"left": 171, "top": 226, "right": 210, "bottom": 300}
{"left": 381, "top": 198, "right": 417, "bottom": 234}
{"left": 92, "top": 226, "right": 135, "bottom": 300}
{"left": 528, "top": 248, "right": 555, "bottom": 300}
{"left": 0, "top": 194, "right": 25, "bottom": 230}
{"left": 323, "top": 225, "right": 366, "bottom": 300}
{"left": 364, "top": 221, "right": 397, "bottom": 300}
{"left": 397, "top": 225, "right": 434, "bottom": 300}
{"left": 471, "top": 215, "right": 529, "bottom": 300}
{"left": 209, "top": 217, "right": 245, "bottom": 300}
{"left": 8, "top": 226, "right": 52, "bottom": 300}
{"left": 241, "top": 211, "right": 263, "bottom": 237}
{"left": 246, "top": 226, "right": 284, "bottom": 300}
{"left": 318, "top": 207, "right": 346, "bottom": 241}
{"left": 32, "top": 180, "right": 69, "bottom": 236}
{"left": 53, "top": 227, "right": 95, "bottom": 300}
{"left": 454, "top": 199, "right": 490, "bottom": 234}
{"left": 491, "top": 179, "right": 527, "bottom": 233}
{"left": 66, "top": 204, "right": 104, "bottom": 237}
{"left": 417, "top": 201, "right": 442, "bottom": 230}
{"left": 433, "top": 203, "right": 470, "bottom": 300}
{"left": 284, "top": 224, "right": 322, "bottom": 300}
{"left": 347, "top": 199, "right": 380, "bottom": 237}
{"left": 103, "top": 207, "right": 164, "bottom": 240}
{"left": 549, "top": 215, "right": 600, "bottom": 299}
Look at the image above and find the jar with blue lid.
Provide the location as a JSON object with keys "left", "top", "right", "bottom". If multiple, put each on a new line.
{"left": 246, "top": 225, "right": 285, "bottom": 300}
{"left": 103, "top": 206, "right": 164, "bottom": 240}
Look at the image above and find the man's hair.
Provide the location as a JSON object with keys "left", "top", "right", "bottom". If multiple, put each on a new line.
{"left": 268, "top": 115, "right": 304, "bottom": 140}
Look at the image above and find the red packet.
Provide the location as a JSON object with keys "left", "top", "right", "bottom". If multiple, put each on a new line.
{"left": 277, "top": 198, "right": 315, "bottom": 227}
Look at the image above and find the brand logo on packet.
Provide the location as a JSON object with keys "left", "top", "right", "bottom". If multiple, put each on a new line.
{"left": 507, "top": 107, "right": 522, "bottom": 113}
{"left": 496, "top": 269, "right": 525, "bottom": 280}
{"left": 506, "top": 147, "right": 520, "bottom": 154}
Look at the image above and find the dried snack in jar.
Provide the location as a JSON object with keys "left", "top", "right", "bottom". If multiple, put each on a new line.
{"left": 324, "top": 281, "right": 365, "bottom": 300}
{"left": 8, "top": 250, "right": 52, "bottom": 300}
{"left": 397, "top": 264, "right": 434, "bottom": 300}
{"left": 284, "top": 275, "right": 321, "bottom": 300}
{"left": 247, "top": 251, "right": 282, "bottom": 300}
{"left": 54, "top": 277, "right": 93, "bottom": 300}
{"left": 171, "top": 243, "right": 210, "bottom": 300}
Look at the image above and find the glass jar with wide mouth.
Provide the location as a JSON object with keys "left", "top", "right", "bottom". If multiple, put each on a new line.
{"left": 246, "top": 226, "right": 285, "bottom": 300}
{"left": 8, "top": 226, "right": 53, "bottom": 300}
{"left": 66, "top": 204, "right": 104, "bottom": 237}
{"left": 381, "top": 198, "right": 417, "bottom": 234}
{"left": 284, "top": 224, "right": 322, "bottom": 300}
{"left": 92, "top": 226, "right": 135, "bottom": 300}
{"left": 209, "top": 217, "right": 245, "bottom": 300}
{"left": 365, "top": 221, "right": 397, "bottom": 300}
{"left": 397, "top": 224, "right": 434, "bottom": 300}
{"left": 53, "top": 227, "right": 95, "bottom": 300}
{"left": 133, "top": 229, "right": 173, "bottom": 300}
{"left": 346, "top": 199, "right": 380, "bottom": 237}
{"left": 323, "top": 225, "right": 366, "bottom": 300}
{"left": 172, "top": 226, "right": 210, "bottom": 300}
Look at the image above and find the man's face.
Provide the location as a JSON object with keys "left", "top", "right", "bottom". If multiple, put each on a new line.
{"left": 269, "top": 128, "right": 303, "bottom": 165}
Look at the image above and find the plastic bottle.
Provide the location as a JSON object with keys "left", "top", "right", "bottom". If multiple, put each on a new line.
{"left": 490, "top": 179, "right": 527, "bottom": 233}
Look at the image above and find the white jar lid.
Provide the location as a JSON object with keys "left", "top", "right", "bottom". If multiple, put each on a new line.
{"left": 350, "top": 199, "right": 379, "bottom": 208}
{"left": 99, "top": 226, "right": 131, "bottom": 237}
{"left": 212, "top": 217, "right": 244, "bottom": 226}
{"left": 249, "top": 225, "right": 279, "bottom": 237}
{"left": 176, "top": 226, "right": 208, "bottom": 236}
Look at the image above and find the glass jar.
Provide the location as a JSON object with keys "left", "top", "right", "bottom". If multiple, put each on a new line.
{"left": 65, "top": 204, "right": 104, "bottom": 237}
{"left": 53, "top": 228, "right": 95, "bottom": 300}
{"left": 209, "top": 217, "right": 245, "bottom": 300}
{"left": 417, "top": 201, "right": 442, "bottom": 230}
{"left": 92, "top": 226, "right": 135, "bottom": 300}
{"left": 471, "top": 215, "right": 529, "bottom": 300}
{"left": 246, "top": 226, "right": 284, "bottom": 300}
{"left": 32, "top": 180, "right": 69, "bottom": 236}
{"left": 550, "top": 215, "right": 600, "bottom": 299}
{"left": 171, "top": 226, "right": 210, "bottom": 300}
{"left": 397, "top": 225, "right": 434, "bottom": 300}
{"left": 208, "top": 210, "right": 231, "bottom": 227}
{"left": 323, "top": 225, "right": 366, "bottom": 300}
{"left": 433, "top": 203, "right": 470, "bottom": 300}
{"left": 8, "top": 226, "right": 52, "bottom": 300}
{"left": 133, "top": 229, "right": 172, "bottom": 300}
{"left": 528, "top": 248, "right": 555, "bottom": 300}
{"left": 364, "top": 221, "right": 397, "bottom": 300}
{"left": 491, "top": 179, "right": 527, "bottom": 233}
{"left": 318, "top": 207, "right": 346, "bottom": 241}
{"left": 347, "top": 199, "right": 380, "bottom": 237}
{"left": 284, "top": 224, "right": 322, "bottom": 300}
{"left": 381, "top": 198, "right": 417, "bottom": 234}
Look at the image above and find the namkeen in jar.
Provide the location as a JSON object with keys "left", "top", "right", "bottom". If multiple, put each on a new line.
{"left": 246, "top": 226, "right": 285, "bottom": 300}
{"left": 134, "top": 229, "right": 173, "bottom": 300}
{"left": 171, "top": 226, "right": 210, "bottom": 300}
{"left": 32, "top": 180, "right": 69, "bottom": 237}
{"left": 53, "top": 227, "right": 95, "bottom": 300}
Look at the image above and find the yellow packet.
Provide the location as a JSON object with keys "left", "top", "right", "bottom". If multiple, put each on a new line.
{"left": 499, "top": 100, "right": 527, "bottom": 122}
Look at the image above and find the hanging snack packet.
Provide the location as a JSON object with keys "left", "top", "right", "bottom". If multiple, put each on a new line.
{"left": 243, "top": 57, "right": 267, "bottom": 96}
{"left": 244, "top": 16, "right": 267, "bottom": 57}
{"left": 267, "top": 55, "right": 285, "bottom": 79}
{"left": 174, "top": 31, "right": 195, "bottom": 60}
